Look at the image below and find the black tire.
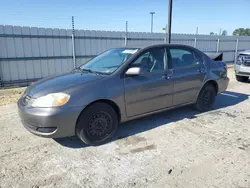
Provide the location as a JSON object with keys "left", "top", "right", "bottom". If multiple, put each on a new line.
{"left": 236, "top": 75, "right": 249, "bottom": 82}
{"left": 194, "top": 84, "right": 216, "bottom": 112}
{"left": 76, "top": 102, "right": 118, "bottom": 146}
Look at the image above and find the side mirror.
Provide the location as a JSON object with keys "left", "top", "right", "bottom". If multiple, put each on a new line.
{"left": 125, "top": 67, "right": 141, "bottom": 76}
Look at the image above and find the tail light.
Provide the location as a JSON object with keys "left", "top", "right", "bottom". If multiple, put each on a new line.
{"left": 224, "top": 63, "right": 227, "bottom": 70}
{"left": 220, "top": 62, "right": 227, "bottom": 70}
{"left": 220, "top": 62, "right": 227, "bottom": 78}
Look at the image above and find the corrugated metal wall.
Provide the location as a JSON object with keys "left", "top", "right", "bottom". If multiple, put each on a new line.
{"left": 0, "top": 25, "right": 73, "bottom": 85}
{"left": 1, "top": 25, "right": 250, "bottom": 87}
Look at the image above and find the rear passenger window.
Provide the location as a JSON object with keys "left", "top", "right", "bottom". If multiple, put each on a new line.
{"left": 169, "top": 48, "right": 202, "bottom": 68}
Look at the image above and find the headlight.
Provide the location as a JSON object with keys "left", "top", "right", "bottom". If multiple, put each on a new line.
{"left": 236, "top": 54, "right": 250, "bottom": 65}
{"left": 236, "top": 55, "right": 243, "bottom": 65}
{"left": 31, "top": 93, "right": 70, "bottom": 107}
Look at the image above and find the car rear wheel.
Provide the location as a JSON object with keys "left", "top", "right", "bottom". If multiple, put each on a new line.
{"left": 76, "top": 102, "right": 118, "bottom": 146}
{"left": 236, "top": 75, "right": 249, "bottom": 82}
{"left": 194, "top": 84, "right": 216, "bottom": 112}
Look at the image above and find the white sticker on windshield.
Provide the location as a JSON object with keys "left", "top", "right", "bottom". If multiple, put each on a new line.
{"left": 122, "top": 49, "right": 138, "bottom": 54}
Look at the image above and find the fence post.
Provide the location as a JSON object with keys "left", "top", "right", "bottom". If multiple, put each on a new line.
{"left": 216, "top": 38, "right": 220, "bottom": 52}
{"left": 124, "top": 35, "right": 127, "bottom": 46}
{"left": 72, "top": 16, "right": 76, "bottom": 68}
{"left": 194, "top": 37, "right": 197, "bottom": 48}
{"left": 72, "top": 34, "right": 76, "bottom": 68}
{"left": 164, "top": 31, "right": 167, "bottom": 43}
{"left": 234, "top": 38, "right": 239, "bottom": 63}
{"left": 124, "top": 21, "right": 128, "bottom": 46}
{"left": 164, "top": 24, "right": 167, "bottom": 43}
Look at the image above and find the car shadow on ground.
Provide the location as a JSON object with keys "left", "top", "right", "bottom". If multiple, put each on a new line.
{"left": 54, "top": 91, "right": 249, "bottom": 148}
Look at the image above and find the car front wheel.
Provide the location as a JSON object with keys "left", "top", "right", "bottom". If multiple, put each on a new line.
{"left": 76, "top": 102, "right": 118, "bottom": 146}
{"left": 236, "top": 75, "right": 249, "bottom": 82}
{"left": 194, "top": 84, "right": 216, "bottom": 112}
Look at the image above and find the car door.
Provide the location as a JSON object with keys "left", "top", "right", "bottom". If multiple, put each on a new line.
{"left": 168, "top": 47, "right": 206, "bottom": 106}
{"left": 124, "top": 47, "right": 174, "bottom": 117}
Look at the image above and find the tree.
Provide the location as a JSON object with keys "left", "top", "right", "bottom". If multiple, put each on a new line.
{"left": 233, "top": 28, "right": 250, "bottom": 36}
{"left": 210, "top": 32, "right": 215, "bottom": 35}
{"left": 222, "top": 30, "right": 227, "bottom": 36}
{"left": 245, "top": 28, "right": 250, "bottom": 35}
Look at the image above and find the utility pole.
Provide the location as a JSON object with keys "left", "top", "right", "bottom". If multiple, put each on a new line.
{"left": 126, "top": 21, "right": 128, "bottom": 33}
{"left": 150, "top": 12, "right": 155, "bottom": 33}
{"left": 196, "top": 27, "right": 199, "bottom": 35}
{"left": 167, "top": 0, "right": 172, "bottom": 43}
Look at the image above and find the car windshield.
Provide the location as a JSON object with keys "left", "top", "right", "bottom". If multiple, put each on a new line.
{"left": 80, "top": 48, "right": 139, "bottom": 74}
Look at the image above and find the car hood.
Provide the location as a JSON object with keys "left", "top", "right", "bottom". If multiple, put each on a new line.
{"left": 26, "top": 71, "right": 103, "bottom": 98}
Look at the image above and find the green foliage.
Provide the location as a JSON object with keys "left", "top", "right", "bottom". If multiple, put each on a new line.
{"left": 233, "top": 28, "right": 250, "bottom": 36}
{"left": 222, "top": 30, "right": 227, "bottom": 36}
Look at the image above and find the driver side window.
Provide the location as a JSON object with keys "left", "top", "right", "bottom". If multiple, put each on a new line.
{"left": 130, "top": 48, "right": 167, "bottom": 73}
{"left": 132, "top": 52, "right": 153, "bottom": 66}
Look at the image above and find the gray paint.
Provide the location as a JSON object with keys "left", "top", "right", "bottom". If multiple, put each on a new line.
{"left": 124, "top": 69, "right": 174, "bottom": 117}
{"left": 18, "top": 44, "right": 229, "bottom": 139}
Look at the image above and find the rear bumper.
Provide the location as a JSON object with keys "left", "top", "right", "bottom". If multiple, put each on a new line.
{"left": 18, "top": 98, "right": 83, "bottom": 138}
{"left": 217, "top": 77, "right": 230, "bottom": 94}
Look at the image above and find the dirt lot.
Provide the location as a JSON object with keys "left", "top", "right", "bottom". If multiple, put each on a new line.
{"left": 0, "top": 68, "right": 250, "bottom": 188}
{"left": 0, "top": 87, "right": 25, "bottom": 106}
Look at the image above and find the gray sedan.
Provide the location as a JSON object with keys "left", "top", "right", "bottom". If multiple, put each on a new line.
{"left": 18, "top": 44, "right": 229, "bottom": 145}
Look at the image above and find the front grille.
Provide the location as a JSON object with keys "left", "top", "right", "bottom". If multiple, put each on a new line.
{"left": 243, "top": 61, "right": 250, "bottom": 67}
{"left": 23, "top": 95, "right": 32, "bottom": 105}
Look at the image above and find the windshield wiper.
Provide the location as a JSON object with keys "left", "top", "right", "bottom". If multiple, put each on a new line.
{"left": 71, "top": 67, "right": 108, "bottom": 75}
{"left": 71, "top": 67, "right": 95, "bottom": 74}
{"left": 70, "top": 67, "right": 81, "bottom": 73}
{"left": 81, "top": 68, "right": 105, "bottom": 75}
{"left": 81, "top": 68, "right": 94, "bottom": 73}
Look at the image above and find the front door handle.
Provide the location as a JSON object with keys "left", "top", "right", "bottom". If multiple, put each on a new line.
{"left": 197, "top": 68, "right": 206, "bottom": 73}
{"left": 161, "top": 75, "right": 172, "bottom": 80}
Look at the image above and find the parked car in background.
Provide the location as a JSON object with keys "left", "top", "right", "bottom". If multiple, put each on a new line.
{"left": 235, "top": 50, "right": 250, "bottom": 82}
{"left": 18, "top": 44, "right": 229, "bottom": 145}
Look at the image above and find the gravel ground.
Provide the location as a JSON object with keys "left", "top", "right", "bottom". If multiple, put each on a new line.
{"left": 0, "top": 68, "right": 250, "bottom": 188}
{"left": 0, "top": 87, "right": 25, "bottom": 106}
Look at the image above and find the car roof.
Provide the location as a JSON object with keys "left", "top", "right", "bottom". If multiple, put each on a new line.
{"left": 239, "top": 50, "right": 250, "bottom": 55}
{"left": 114, "top": 44, "right": 196, "bottom": 50}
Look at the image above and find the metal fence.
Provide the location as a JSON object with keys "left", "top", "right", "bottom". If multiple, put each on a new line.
{"left": 1, "top": 24, "right": 250, "bottom": 87}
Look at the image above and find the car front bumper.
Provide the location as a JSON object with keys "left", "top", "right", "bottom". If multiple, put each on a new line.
{"left": 235, "top": 64, "right": 250, "bottom": 76}
{"left": 18, "top": 98, "right": 84, "bottom": 138}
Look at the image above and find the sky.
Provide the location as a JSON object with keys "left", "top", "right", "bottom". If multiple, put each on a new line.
{"left": 1, "top": 0, "right": 250, "bottom": 35}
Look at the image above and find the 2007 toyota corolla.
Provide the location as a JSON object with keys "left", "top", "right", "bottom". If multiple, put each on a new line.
{"left": 18, "top": 44, "right": 229, "bottom": 145}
